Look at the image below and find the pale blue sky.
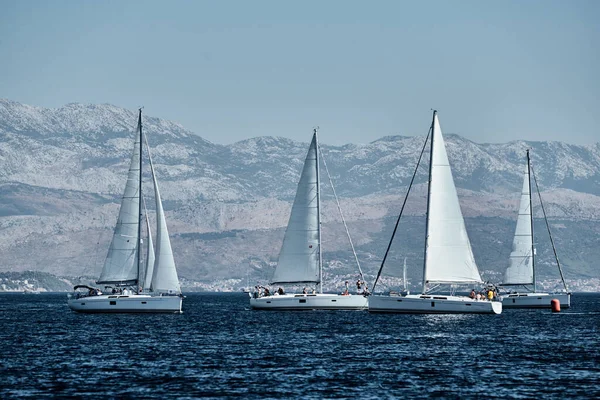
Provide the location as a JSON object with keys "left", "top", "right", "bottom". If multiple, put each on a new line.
{"left": 1, "top": 0, "right": 598, "bottom": 145}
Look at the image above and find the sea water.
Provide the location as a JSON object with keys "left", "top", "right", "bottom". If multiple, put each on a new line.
{"left": 0, "top": 292, "right": 599, "bottom": 398}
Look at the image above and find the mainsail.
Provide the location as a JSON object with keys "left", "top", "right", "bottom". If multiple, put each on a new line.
{"left": 97, "top": 119, "right": 141, "bottom": 285}
{"left": 271, "top": 133, "right": 320, "bottom": 285}
{"left": 503, "top": 161, "right": 534, "bottom": 285}
{"left": 424, "top": 113, "right": 482, "bottom": 285}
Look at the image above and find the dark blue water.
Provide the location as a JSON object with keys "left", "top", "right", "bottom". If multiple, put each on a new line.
{"left": 0, "top": 293, "right": 599, "bottom": 399}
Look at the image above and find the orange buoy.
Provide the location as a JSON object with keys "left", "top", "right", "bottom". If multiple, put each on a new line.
{"left": 551, "top": 299, "right": 561, "bottom": 312}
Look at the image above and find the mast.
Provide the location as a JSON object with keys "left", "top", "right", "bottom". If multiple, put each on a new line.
{"left": 422, "top": 110, "right": 436, "bottom": 294}
{"left": 314, "top": 127, "right": 323, "bottom": 294}
{"left": 527, "top": 149, "right": 536, "bottom": 292}
{"left": 403, "top": 257, "right": 407, "bottom": 291}
{"left": 136, "top": 109, "right": 143, "bottom": 292}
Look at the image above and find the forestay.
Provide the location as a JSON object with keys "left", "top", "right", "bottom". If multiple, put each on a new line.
{"left": 271, "top": 134, "right": 320, "bottom": 285}
{"left": 424, "top": 114, "right": 482, "bottom": 284}
{"left": 97, "top": 124, "right": 141, "bottom": 285}
{"left": 503, "top": 163, "right": 534, "bottom": 285}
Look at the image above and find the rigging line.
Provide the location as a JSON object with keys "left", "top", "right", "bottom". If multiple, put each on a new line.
{"left": 318, "top": 142, "right": 364, "bottom": 281}
{"left": 142, "top": 121, "right": 158, "bottom": 181}
{"left": 371, "top": 126, "right": 432, "bottom": 293}
{"left": 530, "top": 163, "right": 570, "bottom": 293}
{"left": 92, "top": 214, "right": 106, "bottom": 273}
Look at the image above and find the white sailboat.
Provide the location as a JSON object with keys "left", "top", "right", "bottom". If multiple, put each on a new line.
{"left": 67, "top": 109, "right": 183, "bottom": 313}
{"left": 500, "top": 150, "right": 571, "bottom": 308}
{"left": 249, "top": 129, "right": 368, "bottom": 310}
{"left": 369, "top": 110, "right": 502, "bottom": 314}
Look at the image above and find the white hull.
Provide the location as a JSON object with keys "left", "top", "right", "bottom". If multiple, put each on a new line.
{"left": 368, "top": 294, "right": 502, "bottom": 314}
{"left": 501, "top": 292, "right": 570, "bottom": 309}
{"left": 67, "top": 294, "right": 182, "bottom": 313}
{"left": 249, "top": 293, "right": 368, "bottom": 310}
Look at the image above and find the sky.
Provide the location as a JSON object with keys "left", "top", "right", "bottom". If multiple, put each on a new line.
{"left": 1, "top": 0, "right": 598, "bottom": 145}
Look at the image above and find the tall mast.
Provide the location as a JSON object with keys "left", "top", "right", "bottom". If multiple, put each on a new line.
{"left": 403, "top": 257, "right": 407, "bottom": 291}
{"left": 314, "top": 127, "right": 323, "bottom": 294}
{"left": 136, "top": 109, "right": 143, "bottom": 292}
{"left": 527, "top": 149, "right": 536, "bottom": 292}
{"left": 422, "top": 110, "right": 436, "bottom": 294}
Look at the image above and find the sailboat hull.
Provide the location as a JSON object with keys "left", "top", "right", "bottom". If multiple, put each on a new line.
{"left": 368, "top": 294, "right": 502, "bottom": 314}
{"left": 67, "top": 294, "right": 182, "bottom": 313}
{"left": 249, "top": 293, "right": 368, "bottom": 310}
{"left": 501, "top": 292, "right": 570, "bottom": 309}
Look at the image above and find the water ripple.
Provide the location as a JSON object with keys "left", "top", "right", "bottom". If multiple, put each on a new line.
{"left": 0, "top": 293, "right": 599, "bottom": 398}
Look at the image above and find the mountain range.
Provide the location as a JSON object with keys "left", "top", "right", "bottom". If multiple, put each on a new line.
{"left": 1, "top": 99, "right": 598, "bottom": 291}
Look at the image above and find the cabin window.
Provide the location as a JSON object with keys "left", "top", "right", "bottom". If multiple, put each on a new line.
{"left": 397, "top": 299, "right": 403, "bottom": 302}
{"left": 299, "top": 299, "right": 307, "bottom": 303}
{"left": 80, "top": 303, "right": 85, "bottom": 305}
{"left": 141, "top": 302, "right": 147, "bottom": 304}
{"left": 110, "top": 301, "right": 116, "bottom": 305}
{"left": 465, "top": 303, "right": 472, "bottom": 306}
{"left": 431, "top": 302, "right": 435, "bottom": 307}
{"left": 266, "top": 301, "right": 271, "bottom": 304}
{"left": 512, "top": 299, "right": 516, "bottom": 303}
{"left": 331, "top": 300, "right": 337, "bottom": 302}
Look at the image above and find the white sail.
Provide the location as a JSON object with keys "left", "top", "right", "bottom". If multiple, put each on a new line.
{"left": 148, "top": 156, "right": 181, "bottom": 294}
{"left": 503, "top": 162, "right": 534, "bottom": 285}
{"left": 271, "top": 134, "right": 320, "bottom": 285}
{"left": 143, "top": 212, "right": 155, "bottom": 290}
{"left": 97, "top": 125, "right": 141, "bottom": 285}
{"left": 424, "top": 114, "right": 482, "bottom": 284}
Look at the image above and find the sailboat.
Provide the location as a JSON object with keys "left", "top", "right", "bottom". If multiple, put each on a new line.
{"left": 500, "top": 150, "right": 571, "bottom": 308}
{"left": 249, "top": 129, "right": 368, "bottom": 310}
{"left": 67, "top": 109, "right": 183, "bottom": 313}
{"left": 368, "top": 110, "right": 502, "bottom": 314}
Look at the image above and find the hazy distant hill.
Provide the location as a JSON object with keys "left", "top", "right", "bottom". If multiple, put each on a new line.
{"left": 1, "top": 99, "right": 599, "bottom": 291}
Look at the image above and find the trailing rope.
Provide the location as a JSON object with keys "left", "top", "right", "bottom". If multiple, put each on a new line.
{"left": 318, "top": 144, "right": 365, "bottom": 281}
{"left": 530, "top": 162, "right": 570, "bottom": 293}
{"left": 371, "top": 125, "right": 432, "bottom": 293}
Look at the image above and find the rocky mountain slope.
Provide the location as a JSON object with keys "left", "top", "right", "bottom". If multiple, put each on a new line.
{"left": 1, "top": 99, "right": 599, "bottom": 291}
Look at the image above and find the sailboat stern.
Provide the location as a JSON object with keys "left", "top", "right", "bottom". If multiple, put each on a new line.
{"left": 490, "top": 300, "right": 502, "bottom": 314}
